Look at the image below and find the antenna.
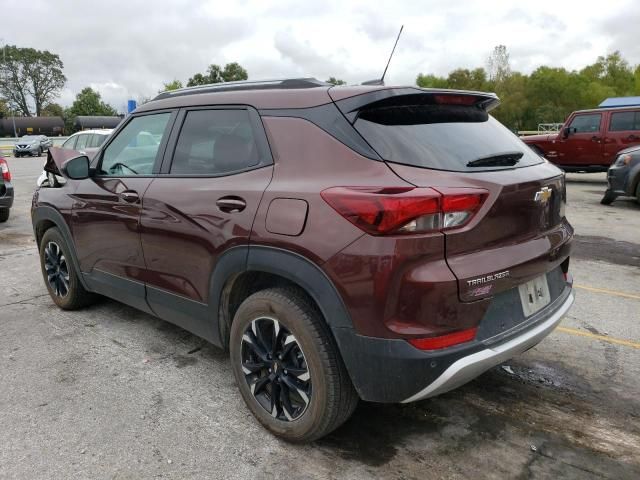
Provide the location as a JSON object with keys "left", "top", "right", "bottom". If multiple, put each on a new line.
{"left": 361, "top": 25, "right": 404, "bottom": 86}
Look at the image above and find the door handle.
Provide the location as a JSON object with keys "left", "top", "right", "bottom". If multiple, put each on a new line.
{"left": 120, "top": 190, "right": 140, "bottom": 203}
{"left": 216, "top": 196, "right": 246, "bottom": 213}
{"left": 627, "top": 134, "right": 639, "bottom": 141}
{"left": 591, "top": 136, "right": 601, "bottom": 143}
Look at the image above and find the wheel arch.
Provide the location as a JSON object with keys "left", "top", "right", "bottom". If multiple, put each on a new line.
{"left": 32, "top": 205, "right": 89, "bottom": 290}
{"left": 213, "top": 245, "right": 354, "bottom": 350}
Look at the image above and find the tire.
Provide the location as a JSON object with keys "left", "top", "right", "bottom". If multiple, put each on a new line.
{"left": 600, "top": 190, "right": 616, "bottom": 205}
{"left": 636, "top": 182, "right": 640, "bottom": 205}
{"left": 39, "top": 227, "right": 96, "bottom": 310}
{"left": 229, "top": 287, "right": 358, "bottom": 442}
{"left": 0, "top": 208, "right": 9, "bottom": 223}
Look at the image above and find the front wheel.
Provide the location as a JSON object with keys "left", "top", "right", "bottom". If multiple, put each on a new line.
{"left": 0, "top": 208, "right": 9, "bottom": 223}
{"left": 229, "top": 288, "right": 358, "bottom": 442}
{"left": 39, "top": 227, "right": 96, "bottom": 309}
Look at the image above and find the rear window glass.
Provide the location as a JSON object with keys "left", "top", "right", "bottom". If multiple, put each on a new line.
{"left": 354, "top": 104, "right": 543, "bottom": 172}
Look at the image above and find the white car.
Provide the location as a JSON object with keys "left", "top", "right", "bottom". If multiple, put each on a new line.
{"left": 36, "top": 129, "right": 113, "bottom": 187}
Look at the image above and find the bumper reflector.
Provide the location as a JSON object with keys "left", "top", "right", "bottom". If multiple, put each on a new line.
{"left": 408, "top": 327, "right": 478, "bottom": 350}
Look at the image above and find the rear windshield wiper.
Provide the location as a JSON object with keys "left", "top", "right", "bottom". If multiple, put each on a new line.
{"left": 466, "top": 152, "right": 523, "bottom": 168}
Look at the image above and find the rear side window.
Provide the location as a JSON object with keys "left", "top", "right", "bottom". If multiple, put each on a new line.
{"left": 170, "top": 109, "right": 259, "bottom": 175}
{"left": 354, "top": 102, "right": 543, "bottom": 172}
{"left": 609, "top": 111, "right": 640, "bottom": 131}
{"left": 87, "top": 133, "right": 105, "bottom": 148}
{"left": 568, "top": 114, "right": 601, "bottom": 133}
{"left": 75, "top": 134, "right": 89, "bottom": 149}
{"left": 62, "top": 136, "right": 77, "bottom": 149}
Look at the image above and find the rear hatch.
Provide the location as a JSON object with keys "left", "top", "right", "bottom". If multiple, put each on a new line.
{"left": 335, "top": 89, "right": 572, "bottom": 302}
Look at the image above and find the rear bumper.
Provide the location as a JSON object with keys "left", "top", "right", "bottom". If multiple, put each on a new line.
{"left": 0, "top": 183, "right": 13, "bottom": 209}
{"left": 402, "top": 291, "right": 573, "bottom": 402}
{"left": 333, "top": 285, "right": 573, "bottom": 403}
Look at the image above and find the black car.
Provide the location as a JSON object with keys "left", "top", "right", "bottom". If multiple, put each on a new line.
{"left": 601, "top": 146, "right": 640, "bottom": 205}
{"left": 0, "top": 157, "right": 13, "bottom": 222}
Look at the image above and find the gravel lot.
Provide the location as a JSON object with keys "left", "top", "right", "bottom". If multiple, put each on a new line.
{"left": 1, "top": 156, "right": 639, "bottom": 479}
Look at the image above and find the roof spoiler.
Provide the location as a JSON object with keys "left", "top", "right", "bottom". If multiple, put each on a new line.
{"left": 333, "top": 88, "right": 500, "bottom": 123}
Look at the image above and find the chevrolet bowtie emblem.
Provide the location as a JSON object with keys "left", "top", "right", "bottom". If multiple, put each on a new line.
{"left": 534, "top": 187, "right": 552, "bottom": 203}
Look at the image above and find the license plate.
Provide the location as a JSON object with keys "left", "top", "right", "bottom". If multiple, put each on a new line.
{"left": 518, "top": 274, "right": 551, "bottom": 317}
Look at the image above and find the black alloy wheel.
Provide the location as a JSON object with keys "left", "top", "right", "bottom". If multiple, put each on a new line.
{"left": 44, "top": 241, "right": 70, "bottom": 298}
{"left": 241, "top": 316, "right": 312, "bottom": 421}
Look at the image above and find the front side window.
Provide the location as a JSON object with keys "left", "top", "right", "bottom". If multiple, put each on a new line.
{"left": 170, "top": 109, "right": 259, "bottom": 175}
{"left": 609, "top": 111, "right": 640, "bottom": 132}
{"left": 99, "top": 113, "right": 171, "bottom": 176}
{"left": 568, "top": 114, "right": 602, "bottom": 134}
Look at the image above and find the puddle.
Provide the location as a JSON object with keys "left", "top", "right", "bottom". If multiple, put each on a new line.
{"left": 572, "top": 235, "right": 640, "bottom": 267}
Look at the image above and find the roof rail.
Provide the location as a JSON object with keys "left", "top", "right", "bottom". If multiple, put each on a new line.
{"left": 154, "top": 77, "right": 330, "bottom": 100}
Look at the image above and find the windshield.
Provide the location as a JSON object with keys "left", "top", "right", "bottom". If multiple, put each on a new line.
{"left": 354, "top": 104, "right": 543, "bottom": 172}
{"left": 19, "top": 136, "right": 37, "bottom": 142}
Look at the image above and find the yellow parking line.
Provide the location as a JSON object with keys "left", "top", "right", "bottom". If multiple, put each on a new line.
{"left": 556, "top": 326, "right": 640, "bottom": 350}
{"left": 574, "top": 284, "right": 640, "bottom": 301}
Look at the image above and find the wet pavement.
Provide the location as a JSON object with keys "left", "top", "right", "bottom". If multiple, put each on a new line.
{"left": 1, "top": 159, "right": 639, "bottom": 479}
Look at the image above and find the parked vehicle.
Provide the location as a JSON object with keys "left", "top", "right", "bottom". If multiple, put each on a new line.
{"left": 0, "top": 157, "right": 13, "bottom": 222}
{"left": 522, "top": 106, "right": 640, "bottom": 172}
{"left": 14, "top": 135, "right": 47, "bottom": 157}
{"left": 60, "top": 129, "right": 112, "bottom": 158}
{"left": 32, "top": 78, "right": 574, "bottom": 442}
{"left": 36, "top": 129, "right": 113, "bottom": 188}
{"left": 601, "top": 145, "right": 640, "bottom": 205}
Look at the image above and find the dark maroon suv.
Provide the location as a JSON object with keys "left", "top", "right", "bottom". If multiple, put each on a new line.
{"left": 32, "top": 78, "right": 574, "bottom": 442}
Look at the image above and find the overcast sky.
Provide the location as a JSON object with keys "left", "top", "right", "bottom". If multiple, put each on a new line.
{"left": 2, "top": 0, "right": 638, "bottom": 113}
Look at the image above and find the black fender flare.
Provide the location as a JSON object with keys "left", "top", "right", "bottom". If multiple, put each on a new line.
{"left": 210, "top": 245, "right": 355, "bottom": 344}
{"left": 245, "top": 245, "right": 354, "bottom": 330}
{"left": 31, "top": 205, "right": 89, "bottom": 290}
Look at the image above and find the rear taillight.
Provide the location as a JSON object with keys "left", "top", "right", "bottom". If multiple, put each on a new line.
{"left": 0, "top": 158, "right": 10, "bottom": 182}
{"left": 408, "top": 327, "right": 478, "bottom": 350}
{"left": 321, "top": 186, "right": 487, "bottom": 235}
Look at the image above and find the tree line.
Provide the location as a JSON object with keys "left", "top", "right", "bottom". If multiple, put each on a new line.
{"left": 3, "top": 43, "right": 640, "bottom": 133}
{"left": 417, "top": 46, "right": 640, "bottom": 130}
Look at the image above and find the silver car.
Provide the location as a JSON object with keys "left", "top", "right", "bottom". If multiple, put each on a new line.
{"left": 36, "top": 129, "right": 112, "bottom": 187}
{"left": 13, "top": 135, "right": 46, "bottom": 157}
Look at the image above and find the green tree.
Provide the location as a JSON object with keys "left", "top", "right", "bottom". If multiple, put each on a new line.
{"left": 41, "top": 102, "right": 64, "bottom": 117}
{"left": 0, "top": 45, "right": 66, "bottom": 116}
{"left": 416, "top": 73, "right": 448, "bottom": 88}
{"left": 66, "top": 87, "right": 117, "bottom": 117}
{"left": 326, "top": 77, "right": 346, "bottom": 86}
{"left": 187, "top": 62, "right": 248, "bottom": 86}
{"left": 581, "top": 51, "right": 634, "bottom": 96}
{"left": 446, "top": 68, "right": 489, "bottom": 91}
{"left": 160, "top": 79, "right": 183, "bottom": 93}
{"left": 634, "top": 66, "right": 640, "bottom": 95}
{"left": 0, "top": 98, "right": 8, "bottom": 118}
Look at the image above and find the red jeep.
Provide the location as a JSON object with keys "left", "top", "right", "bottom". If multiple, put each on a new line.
{"left": 522, "top": 106, "right": 640, "bottom": 172}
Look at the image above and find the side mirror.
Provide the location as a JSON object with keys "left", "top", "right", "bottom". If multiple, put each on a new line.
{"left": 562, "top": 127, "right": 576, "bottom": 139}
{"left": 61, "top": 155, "right": 90, "bottom": 180}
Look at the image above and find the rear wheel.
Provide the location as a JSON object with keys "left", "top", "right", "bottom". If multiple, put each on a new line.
{"left": 39, "top": 227, "right": 96, "bottom": 310}
{"left": 0, "top": 208, "right": 9, "bottom": 222}
{"left": 636, "top": 182, "right": 640, "bottom": 205}
{"left": 229, "top": 288, "right": 358, "bottom": 442}
{"left": 601, "top": 190, "right": 616, "bottom": 205}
